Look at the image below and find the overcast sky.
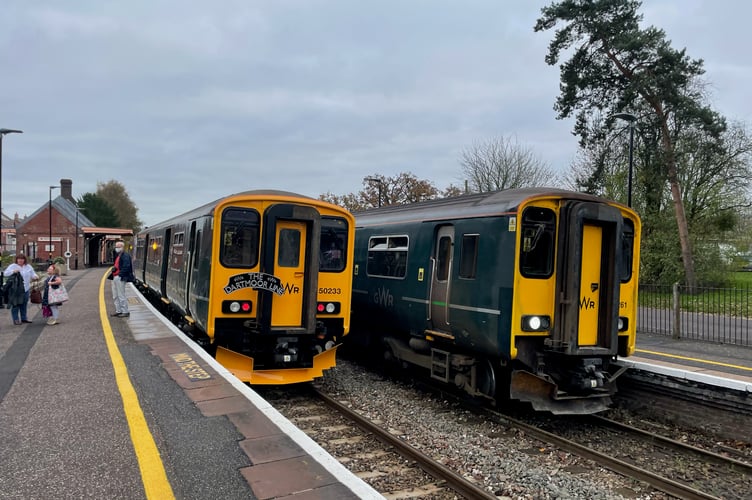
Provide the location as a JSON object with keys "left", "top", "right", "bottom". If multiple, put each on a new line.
{"left": 2, "top": 1, "right": 750, "bottom": 226}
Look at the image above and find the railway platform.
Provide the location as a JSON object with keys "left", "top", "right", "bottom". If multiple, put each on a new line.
{"left": 0, "top": 267, "right": 380, "bottom": 500}
{"left": 623, "top": 331, "right": 752, "bottom": 393}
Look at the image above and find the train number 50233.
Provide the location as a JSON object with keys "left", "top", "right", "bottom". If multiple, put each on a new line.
{"left": 318, "top": 287, "right": 342, "bottom": 295}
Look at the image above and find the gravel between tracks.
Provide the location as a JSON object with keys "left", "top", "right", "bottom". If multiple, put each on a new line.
{"left": 319, "top": 359, "right": 665, "bottom": 500}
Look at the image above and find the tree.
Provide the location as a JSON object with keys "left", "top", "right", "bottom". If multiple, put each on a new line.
{"left": 460, "top": 135, "right": 555, "bottom": 192}
{"left": 535, "top": 0, "right": 727, "bottom": 290}
{"left": 96, "top": 180, "right": 143, "bottom": 233}
{"left": 319, "top": 192, "right": 368, "bottom": 212}
{"left": 77, "top": 192, "right": 120, "bottom": 228}
{"left": 319, "top": 173, "right": 440, "bottom": 212}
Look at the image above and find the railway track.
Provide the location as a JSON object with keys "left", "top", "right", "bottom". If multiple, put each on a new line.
{"left": 480, "top": 408, "right": 752, "bottom": 500}
{"left": 372, "top": 355, "right": 752, "bottom": 498}
{"left": 259, "top": 385, "right": 496, "bottom": 499}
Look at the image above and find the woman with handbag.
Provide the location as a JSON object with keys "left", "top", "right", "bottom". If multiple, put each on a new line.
{"left": 42, "top": 264, "right": 67, "bottom": 326}
{"left": 3, "top": 254, "right": 39, "bottom": 325}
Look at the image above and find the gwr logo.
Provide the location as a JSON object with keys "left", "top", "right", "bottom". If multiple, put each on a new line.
{"left": 373, "top": 286, "right": 393, "bottom": 307}
{"left": 284, "top": 282, "right": 300, "bottom": 294}
{"left": 579, "top": 295, "right": 596, "bottom": 310}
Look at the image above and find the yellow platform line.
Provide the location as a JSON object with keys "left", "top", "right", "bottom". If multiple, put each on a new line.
{"left": 636, "top": 348, "right": 752, "bottom": 372}
{"left": 99, "top": 271, "right": 175, "bottom": 499}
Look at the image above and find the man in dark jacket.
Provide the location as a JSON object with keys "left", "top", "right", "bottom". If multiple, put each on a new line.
{"left": 110, "top": 240, "right": 134, "bottom": 318}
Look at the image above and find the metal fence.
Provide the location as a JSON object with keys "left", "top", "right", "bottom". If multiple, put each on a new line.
{"left": 638, "top": 283, "right": 752, "bottom": 346}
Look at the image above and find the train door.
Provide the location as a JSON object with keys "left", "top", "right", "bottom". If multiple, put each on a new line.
{"left": 185, "top": 221, "right": 196, "bottom": 313}
{"left": 554, "top": 201, "right": 623, "bottom": 354}
{"left": 271, "top": 221, "right": 306, "bottom": 327}
{"left": 160, "top": 228, "right": 171, "bottom": 297}
{"left": 430, "top": 225, "right": 454, "bottom": 330}
{"left": 578, "top": 224, "right": 602, "bottom": 345}
{"left": 137, "top": 233, "right": 148, "bottom": 282}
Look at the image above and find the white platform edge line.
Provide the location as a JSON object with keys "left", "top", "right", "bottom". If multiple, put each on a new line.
{"left": 127, "top": 284, "right": 385, "bottom": 499}
{"left": 618, "top": 359, "right": 752, "bottom": 393}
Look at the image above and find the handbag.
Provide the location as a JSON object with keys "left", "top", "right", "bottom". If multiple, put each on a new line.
{"left": 30, "top": 285, "right": 43, "bottom": 304}
{"left": 48, "top": 283, "right": 70, "bottom": 304}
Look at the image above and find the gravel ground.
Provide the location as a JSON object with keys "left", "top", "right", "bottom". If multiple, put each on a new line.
{"left": 318, "top": 359, "right": 666, "bottom": 500}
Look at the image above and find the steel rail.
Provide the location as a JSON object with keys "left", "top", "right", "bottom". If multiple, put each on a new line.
{"left": 313, "top": 387, "right": 497, "bottom": 500}
{"left": 483, "top": 410, "right": 722, "bottom": 500}
{"left": 591, "top": 415, "right": 752, "bottom": 473}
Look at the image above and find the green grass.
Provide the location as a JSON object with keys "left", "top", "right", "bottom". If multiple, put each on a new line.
{"left": 639, "top": 274, "right": 752, "bottom": 317}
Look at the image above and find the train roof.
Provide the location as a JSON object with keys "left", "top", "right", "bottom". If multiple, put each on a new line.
{"left": 140, "top": 189, "right": 330, "bottom": 233}
{"left": 353, "top": 187, "right": 630, "bottom": 227}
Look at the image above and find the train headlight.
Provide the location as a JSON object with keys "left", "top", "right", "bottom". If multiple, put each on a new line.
{"left": 222, "top": 300, "right": 253, "bottom": 314}
{"left": 521, "top": 315, "right": 551, "bottom": 332}
{"left": 618, "top": 316, "right": 629, "bottom": 332}
{"left": 316, "top": 302, "right": 340, "bottom": 314}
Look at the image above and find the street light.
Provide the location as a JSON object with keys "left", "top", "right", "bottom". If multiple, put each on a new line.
{"left": 0, "top": 128, "right": 23, "bottom": 255}
{"left": 611, "top": 113, "right": 637, "bottom": 207}
{"left": 49, "top": 185, "right": 60, "bottom": 262}
{"left": 365, "top": 177, "right": 383, "bottom": 208}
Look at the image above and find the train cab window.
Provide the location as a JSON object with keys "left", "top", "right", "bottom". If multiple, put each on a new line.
{"left": 278, "top": 229, "right": 301, "bottom": 267}
{"left": 367, "top": 235, "right": 408, "bottom": 278}
{"left": 459, "top": 234, "right": 479, "bottom": 279}
{"left": 519, "top": 207, "right": 555, "bottom": 278}
{"left": 620, "top": 219, "right": 635, "bottom": 282}
{"left": 320, "top": 217, "right": 349, "bottom": 272}
{"left": 220, "top": 208, "right": 260, "bottom": 268}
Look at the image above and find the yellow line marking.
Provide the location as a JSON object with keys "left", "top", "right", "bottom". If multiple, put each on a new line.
{"left": 636, "top": 348, "right": 752, "bottom": 372}
{"left": 99, "top": 271, "right": 175, "bottom": 499}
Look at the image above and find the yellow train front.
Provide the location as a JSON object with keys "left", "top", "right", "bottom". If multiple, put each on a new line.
{"left": 134, "top": 190, "right": 354, "bottom": 385}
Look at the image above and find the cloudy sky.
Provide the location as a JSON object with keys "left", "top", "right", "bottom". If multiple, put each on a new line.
{"left": 2, "top": 1, "right": 750, "bottom": 226}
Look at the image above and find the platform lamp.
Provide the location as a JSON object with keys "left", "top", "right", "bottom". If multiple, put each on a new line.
{"left": 611, "top": 113, "right": 637, "bottom": 208}
{"left": 365, "top": 177, "right": 384, "bottom": 208}
{"left": 0, "top": 128, "right": 23, "bottom": 256}
{"left": 49, "top": 185, "right": 60, "bottom": 262}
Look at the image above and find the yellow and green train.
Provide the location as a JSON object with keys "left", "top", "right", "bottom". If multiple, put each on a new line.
{"left": 134, "top": 190, "right": 354, "bottom": 385}
{"left": 350, "top": 188, "right": 640, "bottom": 414}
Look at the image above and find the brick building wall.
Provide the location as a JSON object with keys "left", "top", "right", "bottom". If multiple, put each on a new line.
{"left": 14, "top": 204, "right": 83, "bottom": 265}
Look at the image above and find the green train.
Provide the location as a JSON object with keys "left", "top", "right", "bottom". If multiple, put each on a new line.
{"left": 349, "top": 188, "right": 640, "bottom": 414}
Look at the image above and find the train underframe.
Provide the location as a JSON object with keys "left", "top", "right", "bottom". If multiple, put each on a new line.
{"left": 381, "top": 334, "right": 627, "bottom": 415}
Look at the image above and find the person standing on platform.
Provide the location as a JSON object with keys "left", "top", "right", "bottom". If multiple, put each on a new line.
{"left": 42, "top": 264, "right": 64, "bottom": 325}
{"left": 110, "top": 240, "right": 134, "bottom": 318}
{"left": 3, "top": 254, "right": 39, "bottom": 325}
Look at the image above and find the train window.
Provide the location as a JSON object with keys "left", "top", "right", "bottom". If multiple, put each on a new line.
{"left": 193, "top": 230, "right": 201, "bottom": 271}
{"left": 367, "top": 235, "right": 408, "bottom": 278}
{"left": 459, "top": 234, "right": 479, "bottom": 279}
{"left": 436, "top": 236, "right": 451, "bottom": 281}
{"left": 519, "top": 207, "right": 555, "bottom": 278}
{"left": 148, "top": 236, "right": 162, "bottom": 265}
{"left": 220, "top": 208, "right": 260, "bottom": 268}
{"left": 320, "top": 217, "right": 348, "bottom": 272}
{"left": 278, "top": 229, "right": 301, "bottom": 267}
{"left": 620, "top": 219, "right": 634, "bottom": 282}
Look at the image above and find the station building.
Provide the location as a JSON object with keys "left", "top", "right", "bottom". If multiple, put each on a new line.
{"left": 10, "top": 178, "right": 132, "bottom": 269}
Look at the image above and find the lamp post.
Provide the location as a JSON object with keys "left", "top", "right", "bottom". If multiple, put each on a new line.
{"left": 49, "top": 185, "right": 60, "bottom": 262}
{"left": 75, "top": 209, "right": 79, "bottom": 270}
{"left": 365, "top": 177, "right": 383, "bottom": 208}
{"left": 0, "top": 128, "right": 23, "bottom": 256}
{"left": 611, "top": 113, "right": 637, "bottom": 207}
